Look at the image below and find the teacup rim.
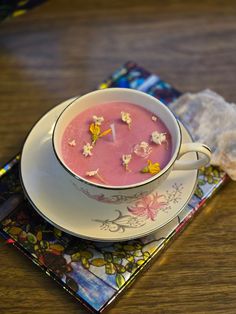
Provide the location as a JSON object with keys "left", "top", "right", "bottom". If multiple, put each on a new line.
{"left": 52, "top": 88, "right": 182, "bottom": 190}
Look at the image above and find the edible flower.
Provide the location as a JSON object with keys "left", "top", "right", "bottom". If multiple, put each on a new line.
{"left": 89, "top": 123, "right": 111, "bottom": 145}
{"left": 122, "top": 154, "right": 132, "bottom": 171}
{"left": 151, "top": 131, "right": 167, "bottom": 145}
{"left": 93, "top": 115, "right": 104, "bottom": 126}
{"left": 151, "top": 116, "right": 158, "bottom": 122}
{"left": 83, "top": 142, "right": 93, "bottom": 157}
{"left": 133, "top": 141, "right": 152, "bottom": 158}
{"left": 86, "top": 168, "right": 106, "bottom": 184}
{"left": 86, "top": 169, "right": 99, "bottom": 177}
{"left": 68, "top": 139, "right": 76, "bottom": 147}
{"left": 140, "top": 160, "right": 161, "bottom": 175}
{"left": 121, "top": 111, "right": 132, "bottom": 129}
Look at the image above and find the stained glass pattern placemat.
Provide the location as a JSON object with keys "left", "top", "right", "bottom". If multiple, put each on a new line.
{"left": 0, "top": 62, "right": 228, "bottom": 313}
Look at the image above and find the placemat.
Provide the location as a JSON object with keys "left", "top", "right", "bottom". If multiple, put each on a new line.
{"left": 0, "top": 62, "right": 228, "bottom": 313}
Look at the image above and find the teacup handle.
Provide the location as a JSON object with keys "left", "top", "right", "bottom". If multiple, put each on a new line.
{"left": 173, "top": 143, "right": 211, "bottom": 170}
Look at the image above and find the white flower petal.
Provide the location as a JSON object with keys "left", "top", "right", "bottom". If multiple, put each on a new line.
{"left": 152, "top": 116, "right": 158, "bottom": 122}
{"left": 68, "top": 139, "right": 76, "bottom": 147}
{"left": 83, "top": 143, "right": 93, "bottom": 157}
{"left": 121, "top": 111, "right": 132, "bottom": 126}
{"left": 93, "top": 115, "right": 104, "bottom": 125}
{"left": 134, "top": 141, "right": 152, "bottom": 158}
{"left": 86, "top": 169, "right": 99, "bottom": 176}
{"left": 151, "top": 131, "right": 167, "bottom": 145}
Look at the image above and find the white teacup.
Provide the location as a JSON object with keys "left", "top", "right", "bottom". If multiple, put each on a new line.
{"left": 53, "top": 88, "right": 211, "bottom": 204}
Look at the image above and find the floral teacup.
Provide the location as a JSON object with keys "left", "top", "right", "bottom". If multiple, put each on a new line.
{"left": 53, "top": 88, "right": 211, "bottom": 204}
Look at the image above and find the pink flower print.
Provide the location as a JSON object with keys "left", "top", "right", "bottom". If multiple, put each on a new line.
{"left": 128, "top": 193, "right": 167, "bottom": 221}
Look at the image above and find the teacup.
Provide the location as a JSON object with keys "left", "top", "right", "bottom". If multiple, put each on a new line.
{"left": 52, "top": 88, "right": 211, "bottom": 204}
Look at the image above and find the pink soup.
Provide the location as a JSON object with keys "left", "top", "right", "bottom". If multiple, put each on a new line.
{"left": 61, "top": 102, "right": 172, "bottom": 186}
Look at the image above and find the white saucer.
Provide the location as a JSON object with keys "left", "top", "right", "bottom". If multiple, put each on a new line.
{"left": 20, "top": 98, "right": 198, "bottom": 242}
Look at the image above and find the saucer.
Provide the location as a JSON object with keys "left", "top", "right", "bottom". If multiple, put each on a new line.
{"left": 20, "top": 98, "right": 198, "bottom": 242}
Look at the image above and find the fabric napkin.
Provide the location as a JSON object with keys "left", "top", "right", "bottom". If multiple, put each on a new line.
{"left": 169, "top": 89, "right": 236, "bottom": 180}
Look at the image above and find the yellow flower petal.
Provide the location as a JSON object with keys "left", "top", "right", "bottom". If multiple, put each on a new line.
{"left": 89, "top": 123, "right": 95, "bottom": 133}
{"left": 99, "top": 128, "right": 112, "bottom": 137}
{"left": 141, "top": 160, "right": 161, "bottom": 175}
{"left": 89, "top": 123, "right": 100, "bottom": 136}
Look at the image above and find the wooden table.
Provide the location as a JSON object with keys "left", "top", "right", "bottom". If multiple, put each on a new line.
{"left": 0, "top": 1, "right": 236, "bottom": 313}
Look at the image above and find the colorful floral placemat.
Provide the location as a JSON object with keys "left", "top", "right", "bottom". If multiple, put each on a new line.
{"left": 0, "top": 62, "right": 228, "bottom": 313}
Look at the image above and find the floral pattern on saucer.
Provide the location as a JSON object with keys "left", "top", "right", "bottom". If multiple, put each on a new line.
{"left": 94, "top": 183, "right": 183, "bottom": 233}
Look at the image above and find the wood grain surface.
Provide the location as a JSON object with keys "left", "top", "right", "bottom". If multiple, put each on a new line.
{"left": 0, "top": 1, "right": 236, "bottom": 313}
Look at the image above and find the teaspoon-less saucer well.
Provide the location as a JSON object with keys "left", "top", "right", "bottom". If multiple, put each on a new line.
{"left": 20, "top": 98, "right": 198, "bottom": 242}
